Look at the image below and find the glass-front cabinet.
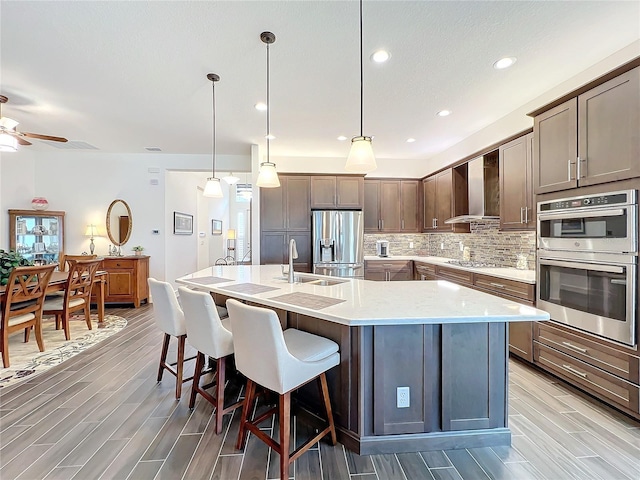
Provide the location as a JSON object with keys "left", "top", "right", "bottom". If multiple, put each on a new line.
{"left": 9, "top": 209, "right": 65, "bottom": 265}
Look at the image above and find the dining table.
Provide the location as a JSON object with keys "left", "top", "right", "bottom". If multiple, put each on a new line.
{"left": 0, "top": 270, "right": 107, "bottom": 323}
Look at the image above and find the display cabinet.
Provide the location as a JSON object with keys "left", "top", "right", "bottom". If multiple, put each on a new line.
{"left": 9, "top": 209, "right": 65, "bottom": 265}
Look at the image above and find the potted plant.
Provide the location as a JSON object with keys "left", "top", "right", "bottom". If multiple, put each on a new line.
{"left": 132, "top": 245, "right": 145, "bottom": 256}
{"left": 0, "top": 249, "right": 33, "bottom": 286}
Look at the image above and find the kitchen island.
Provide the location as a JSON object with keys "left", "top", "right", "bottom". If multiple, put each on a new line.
{"left": 177, "top": 265, "right": 549, "bottom": 455}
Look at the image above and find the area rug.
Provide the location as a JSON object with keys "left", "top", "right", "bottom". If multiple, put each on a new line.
{"left": 0, "top": 314, "right": 127, "bottom": 389}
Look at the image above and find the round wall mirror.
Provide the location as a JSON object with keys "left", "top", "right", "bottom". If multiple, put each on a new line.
{"left": 106, "top": 199, "right": 132, "bottom": 246}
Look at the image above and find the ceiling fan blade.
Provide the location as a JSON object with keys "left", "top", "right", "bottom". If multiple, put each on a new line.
{"left": 21, "top": 132, "right": 68, "bottom": 142}
{"left": 9, "top": 132, "right": 32, "bottom": 145}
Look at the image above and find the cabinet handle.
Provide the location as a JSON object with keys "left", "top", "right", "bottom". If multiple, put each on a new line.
{"left": 520, "top": 207, "right": 525, "bottom": 224}
{"left": 524, "top": 207, "right": 529, "bottom": 224}
{"left": 378, "top": 219, "right": 381, "bottom": 230}
{"left": 561, "top": 341, "right": 588, "bottom": 354}
{"left": 401, "top": 219, "right": 405, "bottom": 230}
{"left": 577, "top": 156, "right": 587, "bottom": 179}
{"left": 434, "top": 218, "right": 438, "bottom": 228}
{"left": 381, "top": 219, "right": 384, "bottom": 229}
{"left": 489, "top": 282, "right": 505, "bottom": 289}
{"left": 562, "top": 364, "right": 588, "bottom": 378}
{"left": 567, "top": 159, "right": 576, "bottom": 180}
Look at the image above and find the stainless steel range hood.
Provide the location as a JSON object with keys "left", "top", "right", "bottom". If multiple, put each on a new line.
{"left": 445, "top": 154, "right": 499, "bottom": 224}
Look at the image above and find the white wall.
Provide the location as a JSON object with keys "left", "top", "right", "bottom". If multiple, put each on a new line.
{"left": 0, "top": 151, "right": 249, "bottom": 284}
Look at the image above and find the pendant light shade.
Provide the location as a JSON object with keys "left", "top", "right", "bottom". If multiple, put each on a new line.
{"left": 222, "top": 172, "right": 240, "bottom": 184}
{"left": 204, "top": 73, "right": 224, "bottom": 198}
{"left": 346, "top": 136, "right": 376, "bottom": 172}
{"left": 345, "top": 0, "right": 377, "bottom": 173}
{"left": 256, "top": 31, "right": 280, "bottom": 188}
{"left": 204, "top": 177, "right": 224, "bottom": 197}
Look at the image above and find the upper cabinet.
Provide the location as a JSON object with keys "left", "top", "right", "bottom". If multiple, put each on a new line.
{"left": 310, "top": 176, "right": 364, "bottom": 209}
{"left": 261, "top": 175, "right": 310, "bottom": 231}
{"left": 9, "top": 209, "right": 65, "bottom": 265}
{"left": 499, "top": 133, "right": 535, "bottom": 230}
{"left": 422, "top": 168, "right": 469, "bottom": 233}
{"left": 363, "top": 179, "right": 420, "bottom": 233}
{"left": 534, "top": 66, "right": 640, "bottom": 194}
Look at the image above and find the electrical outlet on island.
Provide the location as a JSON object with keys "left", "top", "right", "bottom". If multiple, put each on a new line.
{"left": 397, "top": 386, "right": 410, "bottom": 408}
{"left": 409, "top": 242, "right": 414, "bottom": 249}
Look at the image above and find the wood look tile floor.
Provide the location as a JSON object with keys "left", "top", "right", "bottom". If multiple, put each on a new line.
{"left": 1, "top": 304, "right": 640, "bottom": 480}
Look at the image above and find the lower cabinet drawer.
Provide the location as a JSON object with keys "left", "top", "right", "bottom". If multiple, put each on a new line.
{"left": 535, "top": 322, "right": 639, "bottom": 383}
{"left": 435, "top": 266, "right": 473, "bottom": 286}
{"left": 474, "top": 273, "right": 534, "bottom": 302}
{"left": 534, "top": 342, "right": 639, "bottom": 414}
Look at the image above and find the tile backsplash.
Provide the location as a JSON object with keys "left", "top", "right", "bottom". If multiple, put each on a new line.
{"left": 364, "top": 220, "right": 536, "bottom": 269}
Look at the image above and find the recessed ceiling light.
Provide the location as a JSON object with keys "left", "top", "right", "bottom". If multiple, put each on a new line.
{"left": 406, "top": 138, "right": 416, "bottom": 143}
{"left": 371, "top": 50, "right": 390, "bottom": 63}
{"left": 337, "top": 135, "right": 348, "bottom": 141}
{"left": 255, "top": 102, "right": 268, "bottom": 111}
{"left": 437, "top": 110, "right": 451, "bottom": 117}
{"left": 493, "top": 57, "right": 517, "bottom": 70}
{"left": 265, "top": 134, "right": 276, "bottom": 140}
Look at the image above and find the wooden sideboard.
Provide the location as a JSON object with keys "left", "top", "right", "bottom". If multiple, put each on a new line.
{"left": 100, "top": 255, "right": 149, "bottom": 307}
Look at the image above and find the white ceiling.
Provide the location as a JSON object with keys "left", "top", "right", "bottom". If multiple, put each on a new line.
{"left": 1, "top": 1, "right": 639, "bottom": 166}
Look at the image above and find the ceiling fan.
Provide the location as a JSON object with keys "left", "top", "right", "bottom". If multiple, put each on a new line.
{"left": 0, "top": 95, "right": 67, "bottom": 151}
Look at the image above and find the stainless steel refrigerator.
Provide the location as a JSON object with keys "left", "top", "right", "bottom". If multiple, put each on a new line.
{"left": 312, "top": 210, "right": 364, "bottom": 278}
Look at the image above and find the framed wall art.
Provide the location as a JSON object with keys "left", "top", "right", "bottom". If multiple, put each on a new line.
{"left": 173, "top": 211, "right": 193, "bottom": 235}
{"left": 211, "top": 219, "right": 222, "bottom": 235}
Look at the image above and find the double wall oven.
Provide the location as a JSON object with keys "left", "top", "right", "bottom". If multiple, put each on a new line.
{"left": 537, "top": 190, "right": 638, "bottom": 346}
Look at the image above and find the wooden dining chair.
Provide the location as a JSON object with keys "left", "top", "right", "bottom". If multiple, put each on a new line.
{"left": 59, "top": 254, "right": 98, "bottom": 272}
{"left": 42, "top": 258, "right": 101, "bottom": 340}
{"left": 1, "top": 263, "right": 57, "bottom": 368}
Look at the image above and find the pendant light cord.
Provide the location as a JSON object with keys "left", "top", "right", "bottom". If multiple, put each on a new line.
{"left": 359, "top": 0, "right": 364, "bottom": 137}
{"left": 266, "top": 40, "right": 271, "bottom": 163}
{"left": 212, "top": 79, "right": 216, "bottom": 177}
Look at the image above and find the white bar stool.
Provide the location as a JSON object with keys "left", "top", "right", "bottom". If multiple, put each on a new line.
{"left": 178, "top": 287, "right": 242, "bottom": 434}
{"left": 148, "top": 278, "right": 195, "bottom": 399}
{"left": 226, "top": 299, "right": 340, "bottom": 480}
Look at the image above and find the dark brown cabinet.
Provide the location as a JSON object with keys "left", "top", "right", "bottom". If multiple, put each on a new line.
{"left": 534, "top": 321, "right": 640, "bottom": 417}
{"left": 101, "top": 255, "right": 149, "bottom": 307}
{"left": 310, "top": 175, "right": 363, "bottom": 209}
{"left": 364, "top": 260, "right": 413, "bottom": 281}
{"left": 422, "top": 168, "right": 469, "bottom": 233}
{"left": 364, "top": 179, "right": 420, "bottom": 233}
{"left": 260, "top": 175, "right": 312, "bottom": 272}
{"left": 260, "top": 175, "right": 310, "bottom": 231}
{"left": 413, "top": 261, "right": 535, "bottom": 363}
{"left": 534, "top": 66, "right": 640, "bottom": 194}
{"left": 499, "top": 133, "right": 535, "bottom": 230}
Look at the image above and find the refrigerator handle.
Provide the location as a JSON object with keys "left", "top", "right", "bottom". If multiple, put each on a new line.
{"left": 336, "top": 212, "right": 342, "bottom": 262}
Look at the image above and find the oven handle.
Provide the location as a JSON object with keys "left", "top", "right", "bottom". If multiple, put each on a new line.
{"left": 538, "top": 258, "right": 625, "bottom": 274}
{"left": 537, "top": 208, "right": 625, "bottom": 222}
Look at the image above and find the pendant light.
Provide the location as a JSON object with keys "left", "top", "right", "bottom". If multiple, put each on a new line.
{"left": 203, "top": 73, "right": 224, "bottom": 198}
{"left": 345, "top": 0, "right": 377, "bottom": 173}
{"left": 222, "top": 172, "right": 240, "bottom": 184}
{"left": 256, "top": 31, "right": 280, "bottom": 188}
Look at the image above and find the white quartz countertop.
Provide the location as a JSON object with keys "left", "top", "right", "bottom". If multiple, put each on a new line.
{"left": 364, "top": 255, "right": 536, "bottom": 284}
{"left": 177, "top": 265, "right": 548, "bottom": 327}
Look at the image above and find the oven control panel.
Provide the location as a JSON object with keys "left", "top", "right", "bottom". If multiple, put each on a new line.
{"left": 539, "top": 191, "right": 634, "bottom": 212}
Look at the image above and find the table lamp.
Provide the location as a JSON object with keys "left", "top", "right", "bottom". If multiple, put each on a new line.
{"left": 227, "top": 229, "right": 236, "bottom": 260}
{"left": 85, "top": 224, "right": 98, "bottom": 254}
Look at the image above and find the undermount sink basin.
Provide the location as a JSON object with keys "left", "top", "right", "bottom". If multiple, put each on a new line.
{"left": 274, "top": 275, "right": 347, "bottom": 286}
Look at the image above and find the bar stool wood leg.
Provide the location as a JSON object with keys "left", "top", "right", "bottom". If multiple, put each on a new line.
{"left": 215, "top": 356, "right": 226, "bottom": 434}
{"left": 189, "top": 352, "right": 205, "bottom": 408}
{"left": 158, "top": 333, "right": 170, "bottom": 382}
{"left": 176, "top": 334, "right": 186, "bottom": 399}
{"left": 319, "top": 373, "right": 337, "bottom": 445}
{"left": 236, "top": 379, "right": 256, "bottom": 450}
{"left": 279, "top": 392, "right": 291, "bottom": 480}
